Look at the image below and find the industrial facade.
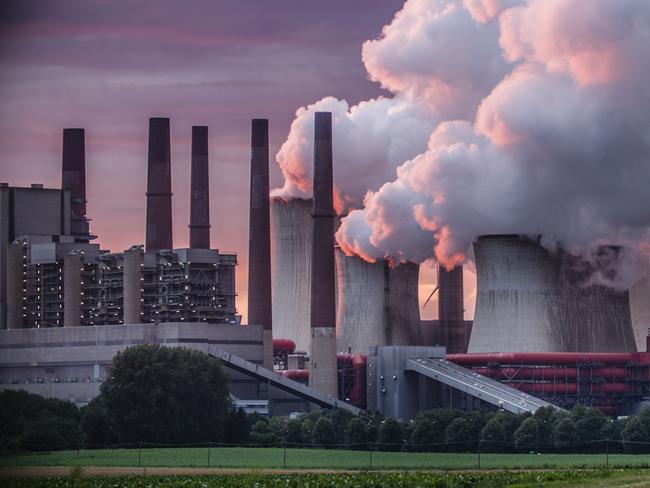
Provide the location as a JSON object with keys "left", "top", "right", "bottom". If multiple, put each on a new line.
{"left": 2, "top": 112, "right": 650, "bottom": 419}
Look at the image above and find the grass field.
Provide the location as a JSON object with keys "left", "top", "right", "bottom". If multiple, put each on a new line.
{"left": 2, "top": 447, "right": 650, "bottom": 470}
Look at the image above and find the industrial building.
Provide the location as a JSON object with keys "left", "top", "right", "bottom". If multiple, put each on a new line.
{"left": 2, "top": 111, "right": 650, "bottom": 420}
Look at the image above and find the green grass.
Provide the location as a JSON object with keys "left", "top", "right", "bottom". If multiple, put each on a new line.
{"left": 2, "top": 447, "right": 650, "bottom": 470}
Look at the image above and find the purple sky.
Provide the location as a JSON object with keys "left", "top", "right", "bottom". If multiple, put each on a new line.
{"left": 0, "top": 0, "right": 406, "bottom": 320}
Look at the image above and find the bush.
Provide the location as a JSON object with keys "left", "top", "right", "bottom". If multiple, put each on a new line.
{"left": 249, "top": 420, "right": 276, "bottom": 446}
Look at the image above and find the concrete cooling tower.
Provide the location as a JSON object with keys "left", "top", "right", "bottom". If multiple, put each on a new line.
{"left": 335, "top": 251, "right": 421, "bottom": 353}
{"left": 270, "top": 197, "right": 313, "bottom": 352}
{"left": 629, "top": 256, "right": 650, "bottom": 352}
{"left": 468, "top": 235, "right": 637, "bottom": 353}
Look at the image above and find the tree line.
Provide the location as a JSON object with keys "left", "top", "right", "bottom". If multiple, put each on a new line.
{"left": 1, "top": 345, "right": 650, "bottom": 453}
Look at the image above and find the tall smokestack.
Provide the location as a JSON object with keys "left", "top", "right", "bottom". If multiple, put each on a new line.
{"left": 438, "top": 265, "right": 465, "bottom": 353}
{"left": 309, "top": 112, "right": 338, "bottom": 396}
{"left": 146, "top": 117, "right": 173, "bottom": 252}
{"left": 248, "top": 119, "right": 273, "bottom": 369}
{"left": 189, "top": 126, "right": 210, "bottom": 249}
{"left": 62, "top": 128, "right": 89, "bottom": 239}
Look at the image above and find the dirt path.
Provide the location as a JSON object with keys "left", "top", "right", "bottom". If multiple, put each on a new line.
{"left": 0, "top": 466, "right": 588, "bottom": 478}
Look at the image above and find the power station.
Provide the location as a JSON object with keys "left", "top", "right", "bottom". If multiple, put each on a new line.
{"left": 1, "top": 113, "right": 650, "bottom": 418}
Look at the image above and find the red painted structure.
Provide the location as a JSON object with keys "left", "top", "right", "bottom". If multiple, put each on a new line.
{"left": 447, "top": 352, "right": 650, "bottom": 415}
{"left": 276, "top": 351, "right": 368, "bottom": 409}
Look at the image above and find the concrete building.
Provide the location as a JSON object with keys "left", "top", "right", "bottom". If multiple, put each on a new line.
{"left": 0, "top": 184, "right": 72, "bottom": 329}
{"left": 468, "top": 235, "right": 637, "bottom": 353}
{"left": 0, "top": 322, "right": 262, "bottom": 406}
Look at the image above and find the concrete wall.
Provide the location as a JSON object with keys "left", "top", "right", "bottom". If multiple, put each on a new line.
{"left": 270, "top": 198, "right": 313, "bottom": 352}
{"left": 0, "top": 322, "right": 263, "bottom": 405}
{"left": 335, "top": 251, "right": 387, "bottom": 353}
{"left": 469, "top": 235, "right": 636, "bottom": 353}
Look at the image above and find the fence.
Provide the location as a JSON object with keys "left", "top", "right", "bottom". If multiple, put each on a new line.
{"left": 3, "top": 440, "right": 650, "bottom": 470}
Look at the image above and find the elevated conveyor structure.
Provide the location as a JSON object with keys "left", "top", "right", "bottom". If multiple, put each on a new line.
{"left": 208, "top": 346, "right": 361, "bottom": 415}
{"left": 405, "top": 357, "right": 564, "bottom": 415}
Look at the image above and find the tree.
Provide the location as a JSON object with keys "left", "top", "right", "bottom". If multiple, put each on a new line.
{"left": 481, "top": 417, "right": 507, "bottom": 452}
{"left": 411, "top": 418, "right": 443, "bottom": 451}
{"left": 514, "top": 418, "right": 541, "bottom": 451}
{"left": 100, "top": 345, "right": 229, "bottom": 443}
{"left": 445, "top": 417, "right": 475, "bottom": 451}
{"left": 285, "top": 419, "right": 303, "bottom": 445}
{"left": 345, "top": 417, "right": 371, "bottom": 450}
{"left": 0, "top": 389, "right": 82, "bottom": 451}
{"left": 80, "top": 396, "right": 117, "bottom": 446}
{"left": 571, "top": 406, "right": 607, "bottom": 450}
{"left": 377, "top": 418, "right": 403, "bottom": 451}
{"left": 552, "top": 417, "right": 578, "bottom": 452}
{"left": 223, "top": 407, "right": 251, "bottom": 444}
{"left": 622, "top": 417, "right": 649, "bottom": 453}
{"left": 331, "top": 409, "right": 354, "bottom": 444}
{"left": 312, "top": 417, "right": 336, "bottom": 448}
{"left": 249, "top": 420, "right": 276, "bottom": 446}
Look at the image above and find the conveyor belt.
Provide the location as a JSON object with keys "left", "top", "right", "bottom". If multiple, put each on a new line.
{"left": 406, "top": 357, "right": 565, "bottom": 414}
{"left": 208, "top": 346, "right": 361, "bottom": 415}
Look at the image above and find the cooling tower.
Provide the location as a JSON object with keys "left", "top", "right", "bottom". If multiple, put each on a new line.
{"left": 468, "top": 235, "right": 636, "bottom": 353}
{"left": 386, "top": 261, "right": 421, "bottom": 345}
{"left": 335, "top": 250, "right": 388, "bottom": 353}
{"left": 629, "top": 256, "right": 650, "bottom": 352}
{"left": 189, "top": 126, "right": 210, "bottom": 249}
{"left": 270, "top": 197, "right": 313, "bottom": 352}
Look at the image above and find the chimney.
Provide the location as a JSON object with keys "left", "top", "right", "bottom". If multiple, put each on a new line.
{"left": 62, "top": 128, "right": 90, "bottom": 239}
{"left": 189, "top": 126, "right": 210, "bottom": 248}
{"left": 146, "top": 117, "right": 173, "bottom": 252}
{"left": 309, "top": 112, "right": 338, "bottom": 396}
{"left": 438, "top": 264, "right": 465, "bottom": 353}
{"left": 248, "top": 119, "right": 273, "bottom": 369}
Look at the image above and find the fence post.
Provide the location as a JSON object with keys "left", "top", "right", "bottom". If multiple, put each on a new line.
{"left": 477, "top": 440, "right": 482, "bottom": 469}
{"left": 208, "top": 444, "right": 211, "bottom": 467}
{"left": 283, "top": 442, "right": 287, "bottom": 469}
{"left": 369, "top": 443, "right": 373, "bottom": 470}
{"left": 606, "top": 439, "right": 609, "bottom": 469}
{"left": 138, "top": 442, "right": 142, "bottom": 468}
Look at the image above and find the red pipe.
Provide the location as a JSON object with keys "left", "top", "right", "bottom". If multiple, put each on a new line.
{"left": 474, "top": 367, "right": 628, "bottom": 381}
{"left": 273, "top": 338, "right": 296, "bottom": 354}
{"left": 447, "top": 352, "right": 634, "bottom": 365}
{"left": 512, "top": 382, "right": 630, "bottom": 395}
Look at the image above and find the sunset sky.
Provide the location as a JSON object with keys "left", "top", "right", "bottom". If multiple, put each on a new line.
{"left": 0, "top": 0, "right": 463, "bottom": 321}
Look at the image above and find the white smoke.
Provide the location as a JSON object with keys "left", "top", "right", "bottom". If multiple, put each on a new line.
{"left": 334, "top": 0, "right": 650, "bottom": 280}
{"left": 273, "top": 0, "right": 508, "bottom": 211}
